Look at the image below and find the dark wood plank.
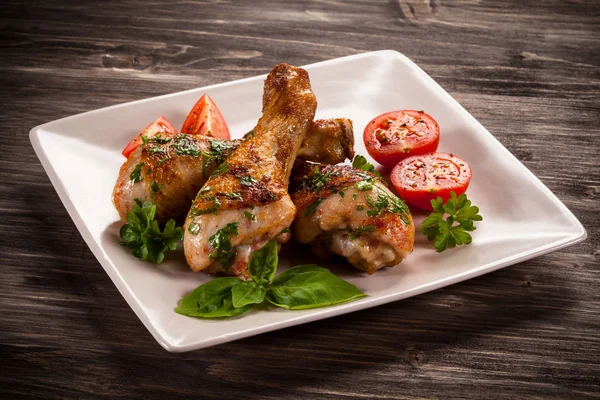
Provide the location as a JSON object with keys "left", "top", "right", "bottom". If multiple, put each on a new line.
{"left": 1, "top": 0, "right": 599, "bottom": 398}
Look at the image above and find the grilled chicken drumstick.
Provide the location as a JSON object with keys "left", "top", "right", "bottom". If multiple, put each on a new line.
{"left": 113, "top": 118, "right": 353, "bottom": 224}
{"left": 183, "top": 63, "right": 317, "bottom": 276}
{"left": 291, "top": 161, "right": 415, "bottom": 274}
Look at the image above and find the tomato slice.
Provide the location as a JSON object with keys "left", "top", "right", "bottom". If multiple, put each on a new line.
{"left": 181, "top": 94, "right": 230, "bottom": 140}
{"left": 363, "top": 110, "right": 440, "bottom": 169}
{"left": 121, "top": 116, "right": 177, "bottom": 158}
{"left": 390, "top": 152, "right": 472, "bottom": 211}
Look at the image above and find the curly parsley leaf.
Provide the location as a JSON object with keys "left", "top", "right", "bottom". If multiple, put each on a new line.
{"left": 421, "top": 192, "right": 483, "bottom": 252}
{"left": 119, "top": 201, "right": 183, "bottom": 263}
{"left": 352, "top": 155, "right": 382, "bottom": 179}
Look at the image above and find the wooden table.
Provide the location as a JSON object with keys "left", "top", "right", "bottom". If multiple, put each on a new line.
{"left": 2, "top": 1, "right": 598, "bottom": 398}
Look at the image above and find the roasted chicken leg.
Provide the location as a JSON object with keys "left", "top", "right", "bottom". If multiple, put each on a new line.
{"left": 183, "top": 63, "right": 317, "bottom": 276}
{"left": 112, "top": 118, "right": 353, "bottom": 224}
{"left": 291, "top": 161, "right": 415, "bottom": 274}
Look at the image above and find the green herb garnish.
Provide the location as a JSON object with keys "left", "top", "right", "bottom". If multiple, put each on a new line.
{"left": 363, "top": 190, "right": 411, "bottom": 224}
{"left": 355, "top": 181, "right": 373, "bottom": 191}
{"left": 209, "top": 222, "right": 240, "bottom": 269}
{"left": 304, "top": 166, "right": 332, "bottom": 191}
{"left": 239, "top": 176, "right": 258, "bottom": 187}
{"left": 172, "top": 135, "right": 200, "bottom": 157}
{"left": 151, "top": 181, "right": 162, "bottom": 194}
{"left": 244, "top": 129, "right": 255, "bottom": 140}
{"left": 119, "top": 200, "right": 183, "bottom": 263}
{"left": 349, "top": 225, "right": 376, "bottom": 240}
{"left": 211, "top": 162, "right": 229, "bottom": 177}
{"left": 130, "top": 163, "right": 144, "bottom": 183}
{"left": 225, "top": 191, "right": 243, "bottom": 201}
{"left": 146, "top": 134, "right": 172, "bottom": 144}
{"left": 148, "top": 146, "right": 167, "bottom": 156}
{"left": 190, "top": 196, "right": 221, "bottom": 216}
{"left": 366, "top": 193, "right": 389, "bottom": 217}
{"left": 352, "top": 155, "right": 382, "bottom": 179}
{"left": 244, "top": 211, "right": 256, "bottom": 221}
{"left": 188, "top": 222, "right": 200, "bottom": 235}
{"left": 201, "top": 139, "right": 236, "bottom": 172}
{"left": 421, "top": 192, "right": 482, "bottom": 252}
{"left": 304, "top": 198, "right": 322, "bottom": 217}
{"left": 175, "top": 239, "right": 366, "bottom": 319}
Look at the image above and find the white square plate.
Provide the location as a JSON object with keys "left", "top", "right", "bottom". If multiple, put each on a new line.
{"left": 30, "top": 50, "right": 586, "bottom": 352}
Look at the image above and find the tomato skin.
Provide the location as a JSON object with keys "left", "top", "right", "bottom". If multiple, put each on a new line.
{"left": 363, "top": 110, "right": 440, "bottom": 169}
{"left": 181, "top": 94, "right": 230, "bottom": 140}
{"left": 390, "top": 152, "right": 472, "bottom": 211}
{"left": 121, "top": 116, "right": 177, "bottom": 158}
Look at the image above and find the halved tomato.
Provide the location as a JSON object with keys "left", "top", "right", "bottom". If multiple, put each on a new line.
{"left": 121, "top": 116, "right": 177, "bottom": 158}
{"left": 364, "top": 110, "right": 440, "bottom": 169}
{"left": 390, "top": 152, "right": 472, "bottom": 211}
{"left": 181, "top": 94, "right": 230, "bottom": 140}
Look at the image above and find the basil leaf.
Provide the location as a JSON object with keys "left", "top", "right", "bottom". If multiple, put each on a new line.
{"left": 231, "top": 281, "right": 266, "bottom": 308}
{"left": 175, "top": 278, "right": 251, "bottom": 318}
{"left": 249, "top": 239, "right": 278, "bottom": 286}
{"left": 267, "top": 265, "right": 366, "bottom": 310}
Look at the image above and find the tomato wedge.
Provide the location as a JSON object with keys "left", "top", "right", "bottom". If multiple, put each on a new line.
{"left": 363, "top": 110, "right": 440, "bottom": 169}
{"left": 121, "top": 116, "right": 177, "bottom": 158}
{"left": 390, "top": 152, "right": 472, "bottom": 211}
{"left": 181, "top": 94, "right": 230, "bottom": 140}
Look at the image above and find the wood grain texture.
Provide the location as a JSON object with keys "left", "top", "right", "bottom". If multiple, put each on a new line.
{"left": 1, "top": 0, "right": 599, "bottom": 398}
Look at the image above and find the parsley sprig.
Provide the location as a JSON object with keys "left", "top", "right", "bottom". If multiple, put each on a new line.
{"left": 421, "top": 192, "right": 482, "bottom": 252}
{"left": 352, "top": 155, "right": 382, "bottom": 179}
{"left": 119, "top": 200, "right": 184, "bottom": 263}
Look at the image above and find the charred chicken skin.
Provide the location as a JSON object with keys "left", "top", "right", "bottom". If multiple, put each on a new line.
{"left": 112, "top": 118, "right": 353, "bottom": 224}
{"left": 183, "top": 63, "right": 317, "bottom": 276}
{"left": 291, "top": 161, "right": 415, "bottom": 274}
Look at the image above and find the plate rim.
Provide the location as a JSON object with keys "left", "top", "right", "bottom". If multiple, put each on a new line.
{"left": 29, "top": 50, "right": 587, "bottom": 352}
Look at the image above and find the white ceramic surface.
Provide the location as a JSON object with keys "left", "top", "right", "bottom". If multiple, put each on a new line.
{"left": 30, "top": 50, "right": 586, "bottom": 352}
